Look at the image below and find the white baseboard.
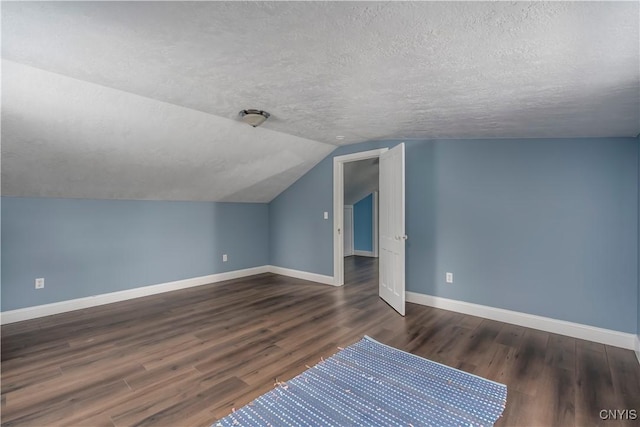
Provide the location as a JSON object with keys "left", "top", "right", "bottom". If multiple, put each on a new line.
{"left": 267, "top": 265, "right": 336, "bottom": 286}
{"left": 1, "top": 265, "right": 336, "bottom": 325}
{"left": 353, "top": 250, "right": 376, "bottom": 257}
{"left": 0, "top": 266, "right": 270, "bottom": 325}
{"left": 406, "top": 291, "right": 637, "bottom": 351}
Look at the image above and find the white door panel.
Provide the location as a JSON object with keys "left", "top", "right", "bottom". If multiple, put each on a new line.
{"left": 379, "top": 143, "right": 405, "bottom": 316}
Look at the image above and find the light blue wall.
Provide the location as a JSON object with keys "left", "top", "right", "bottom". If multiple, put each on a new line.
{"left": 269, "top": 140, "right": 391, "bottom": 273}
{"left": 1, "top": 197, "right": 269, "bottom": 311}
{"left": 268, "top": 156, "right": 334, "bottom": 273}
{"left": 269, "top": 138, "right": 639, "bottom": 334}
{"left": 353, "top": 194, "right": 373, "bottom": 252}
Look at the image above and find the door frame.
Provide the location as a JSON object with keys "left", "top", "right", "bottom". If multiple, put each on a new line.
{"left": 333, "top": 148, "right": 388, "bottom": 286}
{"left": 372, "top": 191, "right": 379, "bottom": 258}
{"left": 343, "top": 205, "right": 354, "bottom": 257}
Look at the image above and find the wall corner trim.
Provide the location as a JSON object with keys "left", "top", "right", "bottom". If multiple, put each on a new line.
{"left": 406, "top": 291, "right": 637, "bottom": 351}
{"left": 0, "top": 266, "right": 270, "bottom": 325}
{"left": 267, "top": 265, "right": 336, "bottom": 286}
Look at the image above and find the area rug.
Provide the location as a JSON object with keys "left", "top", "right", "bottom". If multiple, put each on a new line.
{"left": 214, "top": 336, "right": 507, "bottom": 426}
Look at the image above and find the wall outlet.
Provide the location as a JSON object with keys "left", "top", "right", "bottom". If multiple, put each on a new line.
{"left": 35, "top": 278, "right": 45, "bottom": 289}
{"left": 222, "top": 254, "right": 228, "bottom": 262}
{"left": 445, "top": 272, "right": 453, "bottom": 284}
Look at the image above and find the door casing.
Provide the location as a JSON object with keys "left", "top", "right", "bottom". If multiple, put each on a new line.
{"left": 333, "top": 148, "right": 388, "bottom": 286}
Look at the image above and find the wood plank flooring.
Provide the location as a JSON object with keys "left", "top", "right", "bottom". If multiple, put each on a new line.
{"left": 2, "top": 256, "right": 639, "bottom": 426}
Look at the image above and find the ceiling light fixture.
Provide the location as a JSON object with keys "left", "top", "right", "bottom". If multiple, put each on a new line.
{"left": 336, "top": 135, "right": 345, "bottom": 140}
{"left": 239, "top": 109, "right": 270, "bottom": 127}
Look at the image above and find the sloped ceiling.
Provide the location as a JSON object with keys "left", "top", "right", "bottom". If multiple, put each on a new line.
{"left": 2, "top": 1, "right": 639, "bottom": 202}
{"left": 2, "top": 61, "right": 333, "bottom": 202}
{"left": 345, "top": 159, "right": 378, "bottom": 206}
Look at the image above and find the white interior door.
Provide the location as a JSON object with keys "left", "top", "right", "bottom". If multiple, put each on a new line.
{"left": 379, "top": 143, "right": 406, "bottom": 315}
{"left": 343, "top": 205, "right": 354, "bottom": 257}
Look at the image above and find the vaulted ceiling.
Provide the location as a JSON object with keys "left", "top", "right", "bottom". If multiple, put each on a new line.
{"left": 2, "top": 1, "right": 638, "bottom": 202}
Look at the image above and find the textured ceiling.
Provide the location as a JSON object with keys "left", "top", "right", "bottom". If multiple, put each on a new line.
{"left": 2, "top": 61, "right": 333, "bottom": 202}
{"left": 2, "top": 1, "right": 639, "bottom": 202}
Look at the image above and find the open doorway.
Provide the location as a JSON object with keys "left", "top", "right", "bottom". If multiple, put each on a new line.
{"left": 333, "top": 145, "right": 406, "bottom": 315}
{"left": 333, "top": 148, "right": 387, "bottom": 286}
{"left": 343, "top": 159, "right": 379, "bottom": 285}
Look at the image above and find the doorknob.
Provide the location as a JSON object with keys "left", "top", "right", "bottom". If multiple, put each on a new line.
{"left": 401, "top": 234, "right": 408, "bottom": 240}
{"left": 338, "top": 228, "right": 341, "bottom": 235}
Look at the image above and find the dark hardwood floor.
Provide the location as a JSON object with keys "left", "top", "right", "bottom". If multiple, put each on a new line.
{"left": 2, "top": 256, "right": 639, "bottom": 426}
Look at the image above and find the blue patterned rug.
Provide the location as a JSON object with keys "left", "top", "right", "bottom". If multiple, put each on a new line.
{"left": 215, "top": 336, "right": 507, "bottom": 426}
